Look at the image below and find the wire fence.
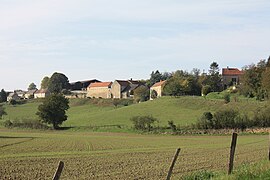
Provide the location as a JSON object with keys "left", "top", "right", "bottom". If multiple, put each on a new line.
{"left": 169, "top": 133, "right": 269, "bottom": 179}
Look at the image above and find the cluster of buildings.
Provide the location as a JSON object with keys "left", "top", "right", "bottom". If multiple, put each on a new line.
{"left": 7, "top": 67, "right": 243, "bottom": 102}
{"left": 7, "top": 78, "right": 166, "bottom": 101}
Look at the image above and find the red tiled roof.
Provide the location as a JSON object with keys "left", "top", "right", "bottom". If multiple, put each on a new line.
{"left": 222, "top": 68, "right": 244, "bottom": 76}
{"left": 89, "top": 82, "right": 112, "bottom": 88}
{"left": 151, "top": 80, "right": 166, "bottom": 88}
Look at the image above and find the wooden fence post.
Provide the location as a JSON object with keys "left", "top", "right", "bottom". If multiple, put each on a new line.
{"left": 228, "top": 133, "right": 238, "bottom": 175}
{"left": 53, "top": 161, "right": 64, "bottom": 180}
{"left": 166, "top": 148, "right": 181, "bottom": 180}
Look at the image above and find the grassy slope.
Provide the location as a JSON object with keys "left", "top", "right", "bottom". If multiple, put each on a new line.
{"left": 1, "top": 96, "right": 267, "bottom": 128}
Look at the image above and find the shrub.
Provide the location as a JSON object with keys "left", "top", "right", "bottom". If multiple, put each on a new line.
{"left": 197, "top": 112, "right": 214, "bottom": 129}
{"left": 4, "top": 119, "right": 49, "bottom": 129}
{"left": 151, "top": 90, "right": 158, "bottom": 99}
{"left": 253, "top": 107, "right": 270, "bottom": 127}
{"left": 202, "top": 85, "right": 211, "bottom": 96}
{"left": 9, "top": 99, "right": 17, "bottom": 105}
{"left": 196, "top": 109, "right": 253, "bottom": 130}
{"left": 213, "top": 109, "right": 238, "bottom": 129}
{"left": 130, "top": 115, "right": 157, "bottom": 131}
{"left": 224, "top": 93, "right": 230, "bottom": 103}
{"left": 168, "top": 121, "right": 177, "bottom": 132}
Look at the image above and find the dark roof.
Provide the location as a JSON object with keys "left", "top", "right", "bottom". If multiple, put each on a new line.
{"left": 70, "top": 79, "right": 100, "bottom": 85}
{"left": 115, "top": 80, "right": 130, "bottom": 87}
{"left": 26, "top": 89, "right": 38, "bottom": 94}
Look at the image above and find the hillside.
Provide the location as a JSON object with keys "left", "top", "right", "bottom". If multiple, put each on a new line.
{"left": 1, "top": 96, "right": 267, "bottom": 130}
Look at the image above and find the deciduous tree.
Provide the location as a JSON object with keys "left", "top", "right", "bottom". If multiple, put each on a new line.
{"left": 41, "top": 76, "right": 50, "bottom": 89}
{"left": 0, "top": 89, "right": 7, "bottom": 103}
{"left": 36, "top": 94, "right": 69, "bottom": 129}
{"left": 48, "top": 72, "right": 70, "bottom": 93}
{"left": 28, "top": 83, "right": 37, "bottom": 90}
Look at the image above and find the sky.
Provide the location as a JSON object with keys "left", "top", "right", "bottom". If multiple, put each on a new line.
{"left": 0, "top": 0, "right": 270, "bottom": 91}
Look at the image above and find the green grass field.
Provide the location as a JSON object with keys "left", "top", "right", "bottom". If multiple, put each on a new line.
{"left": 0, "top": 97, "right": 269, "bottom": 179}
{"left": 0, "top": 129, "right": 268, "bottom": 179}
{"left": 1, "top": 96, "right": 267, "bottom": 130}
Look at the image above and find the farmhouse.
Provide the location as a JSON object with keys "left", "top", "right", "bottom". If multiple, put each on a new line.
{"left": 222, "top": 67, "right": 244, "bottom": 89}
{"left": 14, "top": 90, "right": 26, "bottom": 99}
{"left": 111, "top": 79, "right": 144, "bottom": 99}
{"left": 87, "top": 82, "right": 113, "bottom": 98}
{"left": 34, "top": 89, "right": 50, "bottom": 99}
{"left": 25, "top": 89, "right": 37, "bottom": 99}
{"left": 7, "top": 92, "right": 20, "bottom": 101}
{"left": 150, "top": 80, "right": 166, "bottom": 99}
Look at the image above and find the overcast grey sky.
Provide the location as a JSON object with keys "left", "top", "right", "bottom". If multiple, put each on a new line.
{"left": 0, "top": 0, "right": 270, "bottom": 90}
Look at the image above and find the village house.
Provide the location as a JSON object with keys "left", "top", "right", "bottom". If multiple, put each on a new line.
{"left": 111, "top": 79, "right": 144, "bottom": 99}
{"left": 87, "top": 82, "right": 113, "bottom": 98}
{"left": 25, "top": 89, "right": 37, "bottom": 99}
{"left": 222, "top": 67, "right": 244, "bottom": 89}
{"left": 150, "top": 80, "right": 166, "bottom": 99}
{"left": 34, "top": 89, "right": 50, "bottom": 99}
{"left": 14, "top": 90, "right": 26, "bottom": 99}
{"left": 7, "top": 92, "right": 20, "bottom": 102}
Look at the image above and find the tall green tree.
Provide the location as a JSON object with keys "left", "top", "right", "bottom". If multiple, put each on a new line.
{"left": 41, "top": 76, "right": 50, "bottom": 89}
{"left": 134, "top": 86, "right": 150, "bottom": 102}
{"left": 204, "top": 62, "right": 221, "bottom": 92}
{"left": 28, "top": 83, "right": 37, "bottom": 90}
{"left": 148, "top": 70, "right": 171, "bottom": 87}
{"left": 48, "top": 72, "right": 70, "bottom": 93}
{"left": 241, "top": 60, "right": 266, "bottom": 99}
{"left": 36, "top": 94, "right": 69, "bottom": 129}
{"left": 262, "top": 67, "right": 270, "bottom": 98}
{"left": 149, "top": 70, "right": 163, "bottom": 87}
{"left": 0, "top": 89, "right": 7, "bottom": 103}
{"left": 163, "top": 77, "right": 183, "bottom": 96}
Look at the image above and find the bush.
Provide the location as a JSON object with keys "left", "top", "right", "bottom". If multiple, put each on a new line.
{"left": 224, "top": 93, "right": 231, "bottom": 103}
{"left": 253, "top": 107, "right": 270, "bottom": 127}
{"left": 130, "top": 115, "right": 157, "bottom": 131}
{"left": 4, "top": 119, "right": 50, "bottom": 129}
{"left": 202, "top": 85, "right": 211, "bottom": 96}
{"left": 213, "top": 109, "right": 238, "bottom": 129}
{"left": 168, "top": 121, "right": 177, "bottom": 132}
{"left": 151, "top": 90, "right": 158, "bottom": 99}
{"left": 197, "top": 112, "right": 214, "bottom": 129}
{"left": 196, "top": 109, "right": 253, "bottom": 130}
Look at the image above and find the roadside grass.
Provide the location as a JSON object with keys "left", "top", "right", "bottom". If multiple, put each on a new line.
{"left": 184, "top": 160, "right": 270, "bottom": 180}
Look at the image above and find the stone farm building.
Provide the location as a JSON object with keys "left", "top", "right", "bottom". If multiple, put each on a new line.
{"left": 222, "top": 67, "right": 244, "bottom": 89}
{"left": 111, "top": 80, "right": 145, "bottom": 99}
{"left": 7, "top": 92, "right": 20, "bottom": 102}
{"left": 150, "top": 80, "right": 166, "bottom": 99}
{"left": 25, "top": 89, "right": 37, "bottom": 99}
{"left": 34, "top": 89, "right": 50, "bottom": 99}
{"left": 86, "top": 79, "right": 146, "bottom": 99}
{"left": 87, "top": 82, "right": 113, "bottom": 98}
